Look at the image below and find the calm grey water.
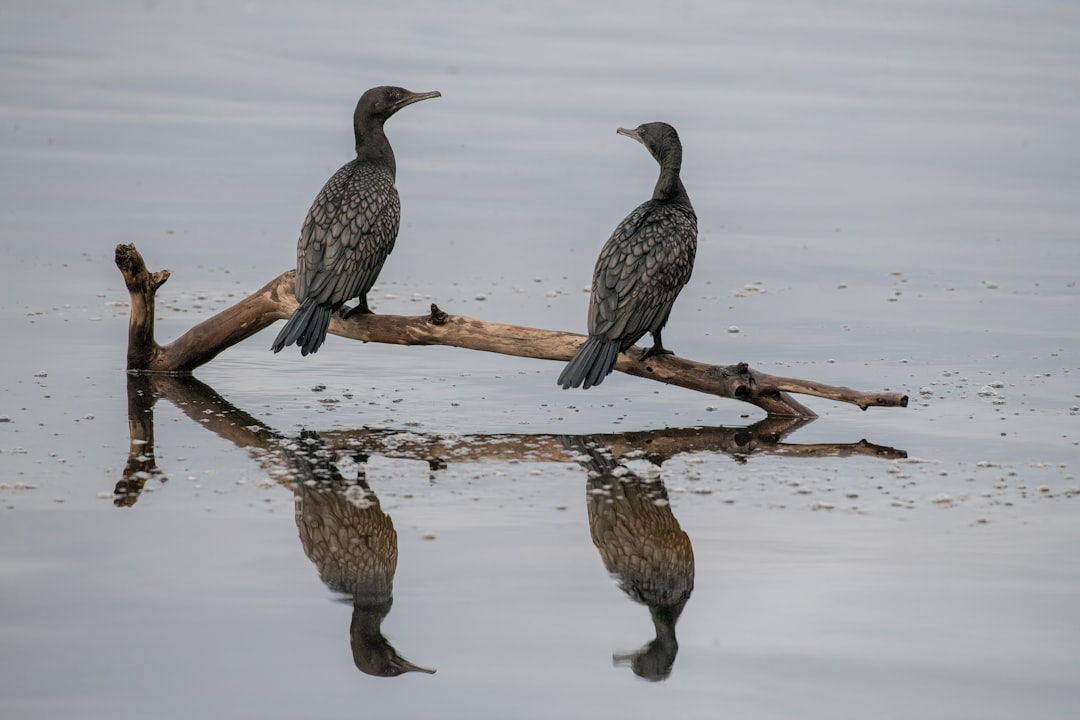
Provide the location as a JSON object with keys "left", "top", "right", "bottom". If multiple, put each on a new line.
{"left": 1, "top": 1, "right": 1078, "bottom": 718}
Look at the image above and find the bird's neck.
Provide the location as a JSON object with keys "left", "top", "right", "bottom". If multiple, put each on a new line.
{"left": 649, "top": 601, "right": 685, "bottom": 648}
{"left": 354, "top": 122, "right": 397, "bottom": 176}
{"left": 653, "top": 169, "right": 689, "bottom": 204}
{"left": 652, "top": 147, "right": 688, "bottom": 203}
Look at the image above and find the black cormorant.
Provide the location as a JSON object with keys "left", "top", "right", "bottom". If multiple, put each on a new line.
{"left": 557, "top": 122, "right": 697, "bottom": 389}
{"left": 272, "top": 86, "right": 440, "bottom": 356}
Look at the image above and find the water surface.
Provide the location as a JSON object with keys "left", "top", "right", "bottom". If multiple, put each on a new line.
{"left": 1, "top": 1, "right": 1078, "bottom": 718}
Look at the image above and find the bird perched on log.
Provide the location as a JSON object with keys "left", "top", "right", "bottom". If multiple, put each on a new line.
{"left": 558, "top": 122, "right": 698, "bottom": 389}
{"left": 272, "top": 86, "right": 440, "bottom": 356}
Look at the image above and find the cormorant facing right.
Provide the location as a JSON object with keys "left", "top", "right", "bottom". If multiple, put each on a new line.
{"left": 557, "top": 122, "right": 698, "bottom": 390}
{"left": 272, "top": 85, "right": 440, "bottom": 356}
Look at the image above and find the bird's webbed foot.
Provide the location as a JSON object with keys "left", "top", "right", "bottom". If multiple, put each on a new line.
{"left": 639, "top": 345, "right": 674, "bottom": 361}
{"left": 339, "top": 295, "right": 375, "bottom": 320}
{"left": 639, "top": 333, "right": 674, "bottom": 362}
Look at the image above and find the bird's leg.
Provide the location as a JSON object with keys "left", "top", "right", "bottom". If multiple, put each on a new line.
{"left": 639, "top": 330, "right": 674, "bottom": 361}
{"left": 340, "top": 294, "right": 375, "bottom": 320}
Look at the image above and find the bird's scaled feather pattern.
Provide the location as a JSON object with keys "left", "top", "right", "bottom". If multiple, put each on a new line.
{"left": 558, "top": 199, "right": 697, "bottom": 389}
{"left": 271, "top": 161, "right": 400, "bottom": 356}
{"left": 590, "top": 201, "right": 697, "bottom": 348}
{"left": 296, "top": 162, "right": 400, "bottom": 307}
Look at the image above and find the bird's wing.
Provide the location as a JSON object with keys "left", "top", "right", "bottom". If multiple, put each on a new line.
{"left": 587, "top": 202, "right": 698, "bottom": 344}
{"left": 295, "top": 162, "right": 402, "bottom": 306}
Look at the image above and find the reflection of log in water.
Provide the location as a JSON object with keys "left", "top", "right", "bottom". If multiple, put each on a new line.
{"left": 565, "top": 437, "right": 695, "bottom": 681}
{"left": 115, "top": 374, "right": 281, "bottom": 505}
{"left": 115, "top": 375, "right": 168, "bottom": 506}
{"left": 287, "top": 431, "right": 434, "bottom": 676}
{"left": 317, "top": 415, "right": 906, "bottom": 467}
{"left": 116, "top": 374, "right": 905, "bottom": 510}
{"left": 116, "top": 374, "right": 906, "bottom": 505}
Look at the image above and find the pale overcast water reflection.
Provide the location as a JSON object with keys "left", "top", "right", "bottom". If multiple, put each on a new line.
{"left": 1, "top": 1, "right": 1078, "bottom": 718}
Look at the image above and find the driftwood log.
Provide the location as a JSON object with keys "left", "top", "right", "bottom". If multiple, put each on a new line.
{"left": 115, "top": 243, "right": 908, "bottom": 418}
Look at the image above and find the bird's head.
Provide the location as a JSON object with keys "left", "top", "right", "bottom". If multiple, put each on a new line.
{"left": 616, "top": 122, "right": 682, "bottom": 167}
{"left": 356, "top": 86, "right": 442, "bottom": 124}
{"left": 351, "top": 601, "right": 436, "bottom": 677}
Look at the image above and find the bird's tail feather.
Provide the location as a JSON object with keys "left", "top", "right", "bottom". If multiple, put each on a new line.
{"left": 271, "top": 299, "right": 333, "bottom": 356}
{"left": 557, "top": 336, "right": 622, "bottom": 389}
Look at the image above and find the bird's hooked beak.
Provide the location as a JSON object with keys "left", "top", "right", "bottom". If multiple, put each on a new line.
{"left": 617, "top": 127, "right": 644, "bottom": 145}
{"left": 394, "top": 90, "right": 442, "bottom": 111}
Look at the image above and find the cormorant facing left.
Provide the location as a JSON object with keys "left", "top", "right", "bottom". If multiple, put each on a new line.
{"left": 272, "top": 85, "right": 440, "bottom": 356}
{"left": 558, "top": 122, "right": 698, "bottom": 389}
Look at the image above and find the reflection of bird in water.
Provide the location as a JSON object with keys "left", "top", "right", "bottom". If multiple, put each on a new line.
{"left": 288, "top": 431, "right": 434, "bottom": 676}
{"left": 558, "top": 122, "right": 698, "bottom": 389}
{"left": 563, "top": 437, "right": 695, "bottom": 681}
{"left": 272, "top": 85, "right": 441, "bottom": 356}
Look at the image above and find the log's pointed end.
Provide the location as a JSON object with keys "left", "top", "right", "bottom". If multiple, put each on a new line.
{"left": 870, "top": 393, "right": 908, "bottom": 409}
